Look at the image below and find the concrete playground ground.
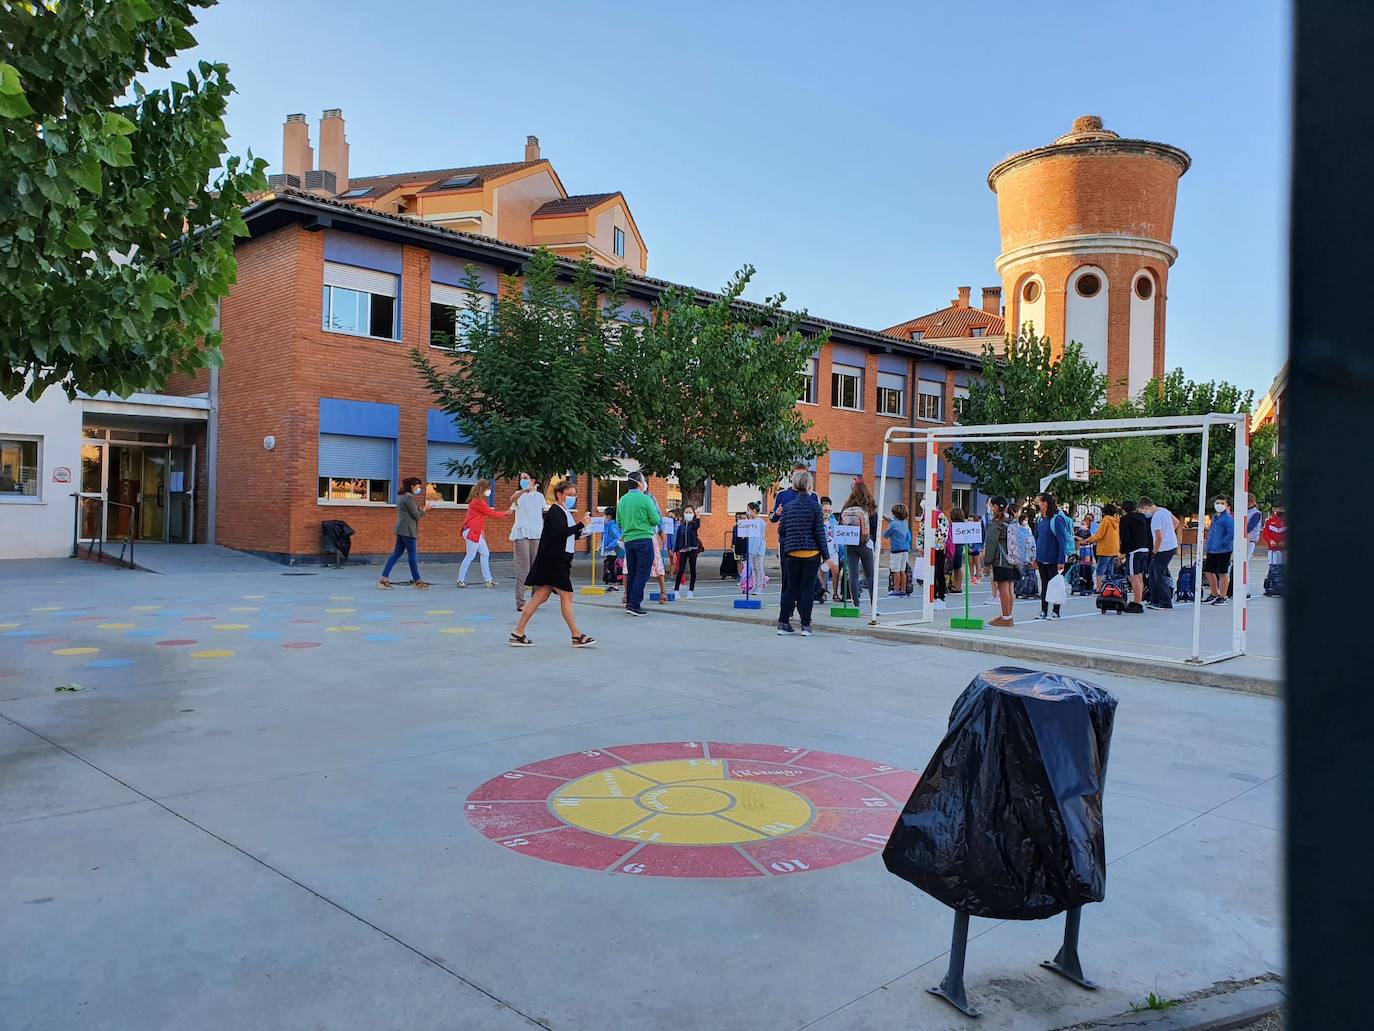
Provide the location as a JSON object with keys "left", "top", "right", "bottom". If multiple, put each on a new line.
{"left": 1, "top": 552, "right": 1282, "bottom": 1030}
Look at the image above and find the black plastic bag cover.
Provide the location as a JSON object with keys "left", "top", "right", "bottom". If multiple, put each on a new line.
{"left": 883, "top": 666, "right": 1117, "bottom": 920}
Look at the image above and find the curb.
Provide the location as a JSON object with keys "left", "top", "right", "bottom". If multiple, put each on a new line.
{"left": 579, "top": 597, "right": 1280, "bottom": 697}
{"left": 1060, "top": 982, "right": 1284, "bottom": 1030}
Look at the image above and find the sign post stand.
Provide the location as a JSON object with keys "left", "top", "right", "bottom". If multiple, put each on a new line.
{"left": 734, "top": 518, "right": 764, "bottom": 609}
{"left": 579, "top": 516, "right": 607, "bottom": 596}
{"left": 949, "top": 521, "right": 983, "bottom": 630}
{"left": 829, "top": 522, "right": 862, "bottom": 617}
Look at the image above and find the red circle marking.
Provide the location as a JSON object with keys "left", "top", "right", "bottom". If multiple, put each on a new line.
{"left": 288, "top": 619, "right": 320, "bottom": 624}
{"left": 156, "top": 639, "right": 198, "bottom": 647}
{"left": 26, "top": 638, "right": 66, "bottom": 647}
{"left": 464, "top": 742, "right": 919, "bottom": 879}
{"left": 181, "top": 616, "right": 217, "bottom": 622}
{"left": 281, "top": 641, "right": 322, "bottom": 649}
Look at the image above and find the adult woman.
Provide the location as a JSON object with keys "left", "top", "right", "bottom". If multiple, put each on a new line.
{"left": 509, "top": 479, "right": 595, "bottom": 648}
{"left": 982, "top": 496, "right": 1017, "bottom": 627}
{"left": 840, "top": 481, "right": 878, "bottom": 610}
{"left": 378, "top": 477, "right": 430, "bottom": 590}
{"left": 456, "top": 479, "right": 499, "bottom": 588}
{"left": 776, "top": 469, "right": 828, "bottom": 636}
{"left": 1033, "top": 492, "right": 1073, "bottom": 619}
{"left": 507, "top": 472, "right": 546, "bottom": 611}
{"left": 673, "top": 504, "right": 703, "bottom": 598}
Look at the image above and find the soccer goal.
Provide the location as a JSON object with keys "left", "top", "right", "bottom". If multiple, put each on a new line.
{"left": 871, "top": 414, "right": 1250, "bottom": 666}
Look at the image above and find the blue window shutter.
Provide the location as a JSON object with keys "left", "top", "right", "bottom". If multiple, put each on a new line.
{"left": 319, "top": 398, "right": 400, "bottom": 438}
{"left": 318, "top": 434, "right": 394, "bottom": 480}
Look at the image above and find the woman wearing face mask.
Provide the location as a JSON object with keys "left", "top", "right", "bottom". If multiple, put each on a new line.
{"left": 378, "top": 477, "right": 430, "bottom": 590}
{"left": 456, "top": 479, "right": 500, "bottom": 588}
{"left": 510, "top": 479, "right": 595, "bottom": 647}
{"left": 508, "top": 472, "right": 546, "bottom": 612}
{"left": 673, "top": 505, "right": 702, "bottom": 598}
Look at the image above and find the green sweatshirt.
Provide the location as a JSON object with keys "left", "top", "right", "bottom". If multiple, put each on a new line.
{"left": 616, "top": 489, "right": 662, "bottom": 543}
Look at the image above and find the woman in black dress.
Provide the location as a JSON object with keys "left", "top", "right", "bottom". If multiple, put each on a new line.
{"left": 509, "top": 479, "right": 596, "bottom": 648}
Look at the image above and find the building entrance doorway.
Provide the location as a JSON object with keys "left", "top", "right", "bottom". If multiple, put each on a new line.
{"left": 78, "top": 430, "right": 196, "bottom": 544}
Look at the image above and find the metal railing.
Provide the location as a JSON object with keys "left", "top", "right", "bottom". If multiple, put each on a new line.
{"left": 70, "top": 494, "right": 138, "bottom": 568}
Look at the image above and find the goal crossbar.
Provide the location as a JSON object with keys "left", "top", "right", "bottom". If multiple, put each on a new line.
{"left": 870, "top": 413, "right": 1250, "bottom": 666}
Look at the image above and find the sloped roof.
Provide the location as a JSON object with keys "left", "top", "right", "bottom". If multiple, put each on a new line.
{"left": 339, "top": 160, "right": 545, "bottom": 199}
{"left": 883, "top": 304, "right": 1005, "bottom": 341}
{"left": 533, "top": 192, "right": 622, "bottom": 216}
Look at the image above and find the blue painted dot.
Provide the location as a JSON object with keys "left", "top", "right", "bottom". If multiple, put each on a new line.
{"left": 83, "top": 659, "right": 133, "bottom": 669}
{"left": 3, "top": 629, "right": 44, "bottom": 638}
{"left": 361, "top": 612, "right": 391, "bottom": 621}
{"left": 126, "top": 629, "right": 161, "bottom": 638}
{"left": 246, "top": 631, "right": 282, "bottom": 640}
{"left": 157, "top": 610, "right": 192, "bottom": 618}
{"left": 465, "top": 614, "right": 495, "bottom": 622}
{"left": 363, "top": 633, "right": 400, "bottom": 642}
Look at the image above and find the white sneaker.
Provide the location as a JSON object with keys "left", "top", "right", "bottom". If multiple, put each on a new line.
{"left": 455, "top": 581, "right": 466, "bottom": 588}
{"left": 687, "top": 590, "right": 694, "bottom": 599}
{"left": 484, "top": 581, "right": 498, "bottom": 588}
{"left": 933, "top": 600, "right": 946, "bottom": 611}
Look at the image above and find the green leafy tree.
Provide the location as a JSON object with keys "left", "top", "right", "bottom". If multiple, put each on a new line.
{"left": 1248, "top": 421, "right": 1282, "bottom": 508}
{"left": 1, "top": 0, "right": 266, "bottom": 400}
{"left": 615, "top": 266, "right": 828, "bottom": 508}
{"left": 412, "top": 250, "right": 628, "bottom": 485}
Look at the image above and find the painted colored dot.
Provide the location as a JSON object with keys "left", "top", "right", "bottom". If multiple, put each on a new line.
{"left": 361, "top": 612, "right": 391, "bottom": 621}
{"left": 326, "top": 625, "right": 361, "bottom": 633}
{"left": 74, "top": 615, "right": 109, "bottom": 622}
{"left": 27, "top": 638, "right": 65, "bottom": 647}
{"left": 0, "top": 623, "right": 19, "bottom": 630}
{"left": 325, "top": 607, "right": 355, "bottom": 614}
{"left": 425, "top": 609, "right": 454, "bottom": 615}
{"left": 439, "top": 627, "right": 475, "bottom": 635}
{"left": 211, "top": 624, "right": 250, "bottom": 631}
{"left": 31, "top": 606, "right": 62, "bottom": 612}
{"left": 329, "top": 595, "right": 354, "bottom": 601}
{"left": 156, "top": 639, "right": 198, "bottom": 647}
{"left": 289, "top": 619, "right": 320, "bottom": 624}
{"left": 246, "top": 631, "right": 282, "bottom": 640}
{"left": 364, "top": 633, "right": 400, "bottom": 642}
{"left": 126, "top": 630, "right": 161, "bottom": 638}
{"left": 4, "top": 629, "right": 44, "bottom": 638}
{"left": 130, "top": 605, "right": 161, "bottom": 612}
{"left": 52, "top": 611, "right": 87, "bottom": 617}
{"left": 53, "top": 647, "right": 99, "bottom": 656}
{"left": 157, "top": 610, "right": 192, "bottom": 618}
{"left": 230, "top": 606, "right": 259, "bottom": 613}
{"left": 465, "top": 614, "right": 495, "bottom": 622}
{"left": 241, "top": 595, "right": 266, "bottom": 600}
{"left": 98, "top": 623, "right": 136, "bottom": 630}
{"left": 281, "top": 641, "right": 322, "bottom": 650}
{"left": 84, "top": 659, "right": 133, "bottom": 669}
{"left": 191, "top": 650, "right": 234, "bottom": 660}
{"left": 400, "top": 620, "right": 429, "bottom": 626}
{"left": 183, "top": 616, "right": 217, "bottom": 622}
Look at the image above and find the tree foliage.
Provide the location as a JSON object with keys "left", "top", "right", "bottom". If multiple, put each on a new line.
{"left": 616, "top": 266, "right": 827, "bottom": 506}
{"left": 411, "top": 250, "right": 628, "bottom": 485}
{"left": 0, "top": 0, "right": 266, "bottom": 400}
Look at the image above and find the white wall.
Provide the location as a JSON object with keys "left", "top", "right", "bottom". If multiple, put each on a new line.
{"left": 0, "top": 384, "right": 82, "bottom": 559}
{"left": 1065, "top": 266, "right": 1109, "bottom": 370}
{"left": 1016, "top": 273, "right": 1046, "bottom": 339}
{"left": 1128, "top": 271, "right": 1158, "bottom": 399}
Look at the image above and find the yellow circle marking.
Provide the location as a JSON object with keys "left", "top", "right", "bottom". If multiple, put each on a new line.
{"left": 241, "top": 595, "right": 266, "bottom": 600}
{"left": 439, "top": 627, "right": 474, "bottom": 635}
{"left": 329, "top": 595, "right": 354, "bottom": 601}
{"left": 191, "top": 650, "right": 234, "bottom": 659}
{"left": 211, "top": 624, "right": 250, "bottom": 631}
{"left": 32, "top": 606, "right": 62, "bottom": 612}
{"left": 130, "top": 605, "right": 161, "bottom": 612}
{"left": 551, "top": 759, "right": 814, "bottom": 845}
{"left": 326, "top": 625, "right": 361, "bottom": 632}
{"left": 325, "top": 607, "right": 355, "bottom": 614}
{"left": 230, "top": 606, "right": 259, "bottom": 612}
{"left": 53, "top": 647, "right": 99, "bottom": 656}
{"left": 98, "top": 622, "right": 136, "bottom": 630}
{"left": 425, "top": 609, "right": 454, "bottom": 615}
{"left": 0, "top": 622, "right": 20, "bottom": 629}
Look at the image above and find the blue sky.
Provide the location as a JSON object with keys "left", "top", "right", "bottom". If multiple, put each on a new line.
{"left": 165, "top": 0, "right": 1289, "bottom": 396}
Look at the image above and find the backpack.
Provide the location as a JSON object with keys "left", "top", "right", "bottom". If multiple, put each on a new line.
{"left": 1015, "top": 565, "right": 1040, "bottom": 599}
{"left": 1096, "top": 579, "right": 1127, "bottom": 613}
{"left": 1263, "top": 564, "right": 1285, "bottom": 597}
{"left": 1175, "top": 565, "right": 1196, "bottom": 602}
{"left": 719, "top": 551, "right": 738, "bottom": 580}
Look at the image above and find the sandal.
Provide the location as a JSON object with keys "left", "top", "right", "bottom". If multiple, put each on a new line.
{"left": 413, "top": 581, "right": 430, "bottom": 590}
{"left": 508, "top": 633, "right": 533, "bottom": 647}
{"left": 377, "top": 578, "right": 392, "bottom": 590}
{"left": 571, "top": 633, "right": 596, "bottom": 648}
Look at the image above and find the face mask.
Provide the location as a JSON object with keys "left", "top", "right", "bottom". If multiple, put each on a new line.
{"left": 520, "top": 477, "right": 531, "bottom": 489}
{"left": 822, "top": 507, "right": 831, "bottom": 517}
{"left": 564, "top": 496, "right": 577, "bottom": 510}
{"left": 1214, "top": 503, "right": 1226, "bottom": 513}
{"left": 412, "top": 486, "right": 422, "bottom": 495}
{"left": 685, "top": 511, "right": 695, "bottom": 521}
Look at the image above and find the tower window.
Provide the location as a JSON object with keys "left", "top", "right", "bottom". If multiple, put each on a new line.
{"left": 1075, "top": 273, "right": 1102, "bottom": 298}
{"left": 1021, "top": 280, "right": 1041, "bottom": 303}
{"left": 1134, "top": 276, "right": 1154, "bottom": 300}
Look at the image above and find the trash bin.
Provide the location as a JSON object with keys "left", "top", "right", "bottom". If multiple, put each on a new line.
{"left": 321, "top": 519, "right": 355, "bottom": 567}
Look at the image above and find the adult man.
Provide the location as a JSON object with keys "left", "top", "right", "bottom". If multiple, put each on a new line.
{"left": 1118, "top": 499, "right": 1152, "bottom": 613}
{"left": 1140, "top": 496, "right": 1180, "bottom": 609}
{"left": 1203, "top": 496, "right": 1235, "bottom": 605}
{"left": 617, "top": 471, "right": 661, "bottom": 616}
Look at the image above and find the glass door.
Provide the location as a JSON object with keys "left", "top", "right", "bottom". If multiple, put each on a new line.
{"left": 79, "top": 442, "right": 105, "bottom": 541}
{"left": 168, "top": 446, "right": 195, "bottom": 543}
{"left": 140, "top": 448, "right": 168, "bottom": 542}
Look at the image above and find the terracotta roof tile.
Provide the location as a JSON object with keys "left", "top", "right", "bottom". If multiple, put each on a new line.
{"left": 339, "top": 160, "right": 545, "bottom": 200}
{"left": 533, "top": 192, "right": 621, "bottom": 216}
{"left": 883, "top": 304, "right": 1005, "bottom": 342}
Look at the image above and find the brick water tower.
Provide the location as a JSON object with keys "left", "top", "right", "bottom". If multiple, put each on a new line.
{"left": 988, "top": 115, "right": 1190, "bottom": 401}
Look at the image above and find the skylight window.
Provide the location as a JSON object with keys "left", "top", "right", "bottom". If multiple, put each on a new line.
{"left": 438, "top": 174, "right": 478, "bottom": 189}
{"left": 339, "top": 187, "right": 372, "bottom": 198}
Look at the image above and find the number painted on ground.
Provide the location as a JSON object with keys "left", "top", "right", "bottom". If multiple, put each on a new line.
{"left": 501, "top": 838, "right": 529, "bottom": 848}
{"left": 621, "top": 863, "right": 647, "bottom": 874}
{"left": 501, "top": 772, "right": 525, "bottom": 780}
{"left": 760, "top": 822, "right": 795, "bottom": 835}
{"left": 770, "top": 859, "right": 811, "bottom": 873}
{"left": 860, "top": 797, "right": 890, "bottom": 808}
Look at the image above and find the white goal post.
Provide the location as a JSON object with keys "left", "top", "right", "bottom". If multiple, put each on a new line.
{"left": 871, "top": 414, "right": 1250, "bottom": 666}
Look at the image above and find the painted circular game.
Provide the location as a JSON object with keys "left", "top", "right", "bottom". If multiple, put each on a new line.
{"left": 464, "top": 741, "right": 919, "bottom": 878}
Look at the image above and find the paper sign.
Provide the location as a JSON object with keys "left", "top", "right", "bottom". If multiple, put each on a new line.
{"left": 737, "top": 518, "right": 765, "bottom": 539}
{"left": 951, "top": 522, "right": 983, "bottom": 545}
{"left": 832, "top": 524, "right": 861, "bottom": 545}
{"left": 169, "top": 471, "right": 185, "bottom": 493}
{"left": 586, "top": 517, "right": 606, "bottom": 535}
{"left": 51, "top": 466, "right": 71, "bottom": 484}
{"left": 660, "top": 518, "right": 676, "bottom": 536}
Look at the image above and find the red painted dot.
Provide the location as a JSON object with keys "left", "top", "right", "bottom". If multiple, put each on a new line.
{"left": 156, "top": 639, "right": 198, "bottom": 647}
{"left": 281, "top": 641, "right": 322, "bottom": 649}
{"left": 182, "top": 616, "right": 217, "bottom": 622}
{"left": 288, "top": 619, "right": 320, "bottom": 625}
{"left": 73, "top": 615, "right": 110, "bottom": 622}
{"left": 26, "top": 638, "right": 66, "bottom": 647}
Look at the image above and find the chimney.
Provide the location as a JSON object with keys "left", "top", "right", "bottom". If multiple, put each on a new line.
{"left": 524, "top": 134, "right": 541, "bottom": 162}
{"left": 318, "top": 108, "right": 349, "bottom": 193}
{"left": 981, "top": 286, "right": 1002, "bottom": 315}
{"left": 281, "top": 113, "right": 312, "bottom": 183}
{"left": 955, "top": 286, "right": 971, "bottom": 309}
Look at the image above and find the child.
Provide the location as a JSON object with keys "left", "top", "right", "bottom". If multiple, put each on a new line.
{"left": 966, "top": 511, "right": 984, "bottom": 585}
{"left": 948, "top": 507, "right": 966, "bottom": 592}
{"left": 651, "top": 525, "right": 670, "bottom": 603}
{"left": 600, "top": 503, "right": 623, "bottom": 591}
{"left": 742, "top": 501, "right": 768, "bottom": 593}
{"left": 820, "top": 496, "right": 840, "bottom": 600}
{"left": 883, "top": 503, "right": 912, "bottom": 596}
{"left": 673, "top": 504, "right": 702, "bottom": 598}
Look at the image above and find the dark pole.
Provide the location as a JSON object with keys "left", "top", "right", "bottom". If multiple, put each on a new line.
{"left": 1287, "top": 2, "right": 1374, "bottom": 1026}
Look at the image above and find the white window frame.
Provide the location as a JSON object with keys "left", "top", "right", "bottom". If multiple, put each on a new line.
{"left": 429, "top": 284, "right": 495, "bottom": 352}
{"left": 322, "top": 262, "right": 399, "bottom": 341}
{"left": 953, "top": 385, "right": 971, "bottom": 423}
{"left": 317, "top": 477, "right": 394, "bottom": 505}
{"left": 798, "top": 357, "right": 817, "bottom": 405}
{"left": 0, "top": 434, "right": 42, "bottom": 503}
{"left": 613, "top": 226, "right": 626, "bottom": 258}
{"left": 831, "top": 364, "right": 863, "bottom": 411}
{"left": 917, "top": 380, "right": 944, "bottom": 423}
{"left": 876, "top": 372, "right": 905, "bottom": 418}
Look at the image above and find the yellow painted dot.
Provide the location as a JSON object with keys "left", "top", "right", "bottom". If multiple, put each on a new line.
{"left": 191, "top": 650, "right": 234, "bottom": 659}
{"left": 211, "top": 624, "right": 250, "bottom": 631}
{"left": 326, "top": 625, "right": 361, "bottom": 632}
{"left": 32, "top": 606, "right": 62, "bottom": 612}
{"left": 439, "top": 627, "right": 474, "bottom": 635}
{"left": 130, "top": 605, "right": 161, "bottom": 612}
{"left": 0, "top": 622, "right": 19, "bottom": 630}
{"left": 329, "top": 595, "right": 354, "bottom": 601}
{"left": 325, "top": 607, "right": 355, "bottom": 614}
{"left": 230, "top": 606, "right": 259, "bottom": 612}
{"left": 425, "top": 609, "right": 454, "bottom": 615}
{"left": 241, "top": 594, "right": 266, "bottom": 600}
{"left": 53, "top": 647, "right": 99, "bottom": 656}
{"left": 98, "top": 622, "right": 136, "bottom": 630}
